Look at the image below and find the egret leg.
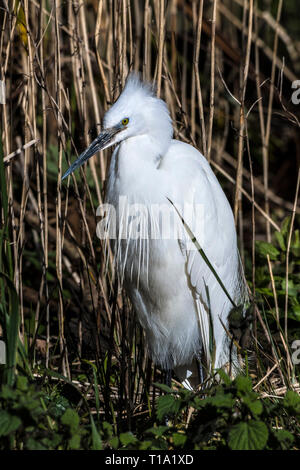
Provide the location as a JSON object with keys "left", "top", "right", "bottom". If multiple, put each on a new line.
{"left": 197, "top": 359, "right": 204, "bottom": 384}
{"left": 164, "top": 369, "right": 172, "bottom": 388}
{"left": 196, "top": 355, "right": 206, "bottom": 398}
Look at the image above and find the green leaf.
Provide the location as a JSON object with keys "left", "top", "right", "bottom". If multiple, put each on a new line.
{"left": 69, "top": 433, "right": 81, "bottom": 450}
{"left": 61, "top": 408, "right": 80, "bottom": 433}
{"left": 216, "top": 368, "right": 232, "bottom": 386}
{"left": 41, "top": 434, "right": 62, "bottom": 449}
{"left": 289, "top": 305, "right": 300, "bottom": 322}
{"left": 275, "top": 231, "right": 286, "bottom": 251}
{"left": 272, "top": 429, "right": 294, "bottom": 450}
{"left": 0, "top": 384, "right": 15, "bottom": 400}
{"left": 102, "top": 421, "right": 113, "bottom": 438}
{"left": 281, "top": 279, "right": 298, "bottom": 297}
{"left": 291, "top": 229, "right": 300, "bottom": 257}
{"left": 255, "top": 241, "right": 280, "bottom": 260}
{"left": 0, "top": 410, "right": 21, "bottom": 436}
{"left": 146, "top": 426, "right": 169, "bottom": 437}
{"left": 204, "top": 392, "right": 234, "bottom": 409}
{"left": 109, "top": 436, "right": 119, "bottom": 449}
{"left": 234, "top": 375, "right": 252, "bottom": 394}
{"left": 172, "top": 432, "right": 187, "bottom": 447}
{"left": 242, "top": 396, "right": 263, "bottom": 416}
{"left": 283, "top": 390, "right": 300, "bottom": 415}
{"left": 228, "top": 421, "right": 268, "bottom": 450}
{"left": 48, "top": 395, "right": 70, "bottom": 419}
{"left": 26, "top": 438, "right": 47, "bottom": 450}
{"left": 139, "top": 440, "right": 153, "bottom": 450}
{"left": 119, "top": 432, "right": 138, "bottom": 446}
{"left": 156, "top": 394, "right": 180, "bottom": 421}
{"left": 281, "top": 216, "right": 291, "bottom": 237}
{"left": 256, "top": 287, "right": 273, "bottom": 297}
{"left": 16, "top": 375, "right": 28, "bottom": 392}
{"left": 153, "top": 382, "right": 173, "bottom": 393}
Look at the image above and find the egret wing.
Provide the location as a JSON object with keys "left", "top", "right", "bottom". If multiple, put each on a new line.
{"left": 166, "top": 142, "right": 244, "bottom": 367}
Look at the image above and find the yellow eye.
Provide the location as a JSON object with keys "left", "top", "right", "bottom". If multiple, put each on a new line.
{"left": 121, "top": 117, "right": 129, "bottom": 126}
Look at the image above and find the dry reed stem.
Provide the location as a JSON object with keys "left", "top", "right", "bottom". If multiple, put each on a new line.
{"left": 155, "top": 0, "right": 165, "bottom": 98}
{"left": 218, "top": 1, "right": 297, "bottom": 83}
{"left": 193, "top": 0, "right": 206, "bottom": 156}
{"left": 233, "top": 0, "right": 253, "bottom": 224}
{"left": 79, "top": 0, "right": 105, "bottom": 191}
{"left": 284, "top": 168, "right": 300, "bottom": 348}
{"left": 263, "top": 0, "right": 283, "bottom": 242}
{"left": 267, "top": 254, "right": 293, "bottom": 378}
{"left": 207, "top": 0, "right": 217, "bottom": 162}
{"left": 54, "top": 0, "right": 70, "bottom": 378}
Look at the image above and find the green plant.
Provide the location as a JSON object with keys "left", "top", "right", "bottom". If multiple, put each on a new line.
{"left": 150, "top": 372, "right": 300, "bottom": 450}
{"left": 0, "top": 375, "right": 102, "bottom": 450}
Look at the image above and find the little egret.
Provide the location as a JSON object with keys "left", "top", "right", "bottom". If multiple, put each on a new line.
{"left": 62, "top": 73, "right": 247, "bottom": 389}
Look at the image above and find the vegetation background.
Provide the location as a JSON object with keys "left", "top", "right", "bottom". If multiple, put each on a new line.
{"left": 0, "top": 0, "right": 299, "bottom": 450}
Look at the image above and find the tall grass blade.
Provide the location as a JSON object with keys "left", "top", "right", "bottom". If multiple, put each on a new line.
{"left": 167, "top": 197, "right": 237, "bottom": 308}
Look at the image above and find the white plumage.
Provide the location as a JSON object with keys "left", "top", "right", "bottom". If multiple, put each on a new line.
{"left": 63, "top": 73, "right": 247, "bottom": 389}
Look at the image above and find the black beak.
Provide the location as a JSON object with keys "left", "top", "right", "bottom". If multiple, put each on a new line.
{"left": 62, "top": 127, "right": 120, "bottom": 181}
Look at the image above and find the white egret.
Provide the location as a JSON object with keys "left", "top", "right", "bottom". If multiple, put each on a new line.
{"left": 62, "top": 73, "right": 247, "bottom": 389}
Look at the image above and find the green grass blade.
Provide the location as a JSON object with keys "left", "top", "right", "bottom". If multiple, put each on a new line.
{"left": 0, "top": 272, "right": 20, "bottom": 386}
{"left": 90, "top": 415, "right": 102, "bottom": 450}
{"left": 167, "top": 197, "right": 237, "bottom": 308}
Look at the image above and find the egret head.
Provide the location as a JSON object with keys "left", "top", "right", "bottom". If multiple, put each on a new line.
{"left": 62, "top": 73, "right": 173, "bottom": 180}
